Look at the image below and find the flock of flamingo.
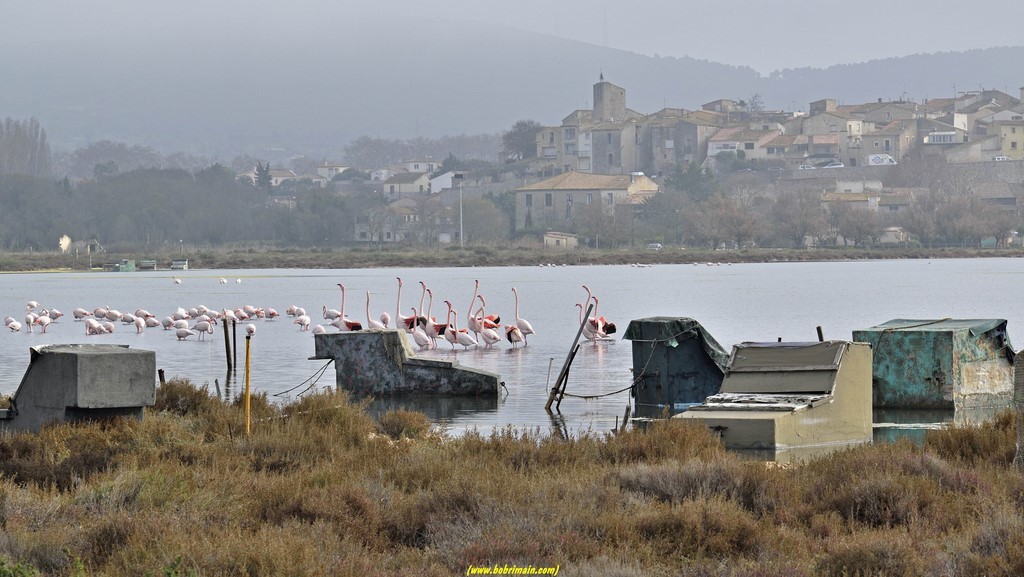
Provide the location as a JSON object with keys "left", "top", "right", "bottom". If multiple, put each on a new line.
{"left": 2, "top": 277, "right": 616, "bottom": 352}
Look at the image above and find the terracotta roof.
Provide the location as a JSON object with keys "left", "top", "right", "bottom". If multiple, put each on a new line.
{"left": 811, "top": 134, "right": 840, "bottom": 145}
{"left": 384, "top": 172, "right": 430, "bottom": 184}
{"left": 518, "top": 172, "right": 659, "bottom": 192}
{"left": 766, "top": 134, "right": 797, "bottom": 146}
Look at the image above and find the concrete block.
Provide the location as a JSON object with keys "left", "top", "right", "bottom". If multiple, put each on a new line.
{"left": 312, "top": 330, "right": 501, "bottom": 397}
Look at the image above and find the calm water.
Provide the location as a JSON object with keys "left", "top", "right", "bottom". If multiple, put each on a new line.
{"left": 2, "top": 258, "right": 1023, "bottom": 435}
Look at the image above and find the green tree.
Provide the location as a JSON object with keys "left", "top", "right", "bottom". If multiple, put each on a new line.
{"left": 665, "top": 162, "right": 718, "bottom": 203}
{"left": 255, "top": 162, "right": 273, "bottom": 191}
{"left": 501, "top": 120, "right": 542, "bottom": 162}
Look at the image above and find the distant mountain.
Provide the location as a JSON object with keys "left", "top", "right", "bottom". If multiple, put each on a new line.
{"left": 2, "top": 17, "right": 1021, "bottom": 159}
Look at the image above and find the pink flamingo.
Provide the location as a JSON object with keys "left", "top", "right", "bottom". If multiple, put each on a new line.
{"left": 512, "top": 287, "right": 535, "bottom": 345}
{"left": 396, "top": 277, "right": 417, "bottom": 331}
{"left": 366, "top": 291, "right": 387, "bottom": 329}
{"left": 336, "top": 284, "right": 363, "bottom": 331}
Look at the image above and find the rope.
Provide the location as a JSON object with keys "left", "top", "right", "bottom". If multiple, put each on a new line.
{"left": 273, "top": 360, "right": 333, "bottom": 398}
{"left": 560, "top": 338, "right": 659, "bottom": 401}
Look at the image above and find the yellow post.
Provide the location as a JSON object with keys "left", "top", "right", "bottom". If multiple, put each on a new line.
{"left": 244, "top": 334, "right": 252, "bottom": 436}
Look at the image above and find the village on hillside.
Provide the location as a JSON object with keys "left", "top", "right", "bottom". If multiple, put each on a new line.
{"left": 238, "top": 77, "right": 1024, "bottom": 250}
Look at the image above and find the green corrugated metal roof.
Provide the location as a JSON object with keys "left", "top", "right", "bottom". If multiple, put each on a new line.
{"left": 623, "top": 316, "right": 730, "bottom": 370}
{"left": 859, "top": 319, "right": 1006, "bottom": 335}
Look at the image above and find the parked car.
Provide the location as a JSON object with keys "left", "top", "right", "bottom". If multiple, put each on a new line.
{"left": 798, "top": 165, "right": 816, "bottom": 170}
{"left": 823, "top": 161, "right": 845, "bottom": 168}
{"left": 767, "top": 166, "right": 785, "bottom": 172}
{"left": 993, "top": 156, "right": 1011, "bottom": 161}
{"left": 646, "top": 243, "right": 663, "bottom": 251}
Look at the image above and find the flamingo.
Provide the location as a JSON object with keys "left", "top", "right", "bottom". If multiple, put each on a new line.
{"left": 145, "top": 317, "right": 161, "bottom": 328}
{"left": 442, "top": 302, "right": 459, "bottom": 350}
{"left": 473, "top": 298, "right": 501, "bottom": 349}
{"left": 396, "top": 277, "right": 417, "bottom": 331}
{"left": 219, "top": 277, "right": 228, "bottom": 284}
{"left": 506, "top": 325, "right": 524, "bottom": 348}
{"left": 323, "top": 305, "right": 341, "bottom": 320}
{"left": 408, "top": 308, "right": 432, "bottom": 349}
{"left": 85, "top": 319, "right": 104, "bottom": 335}
{"left": 4, "top": 316, "right": 14, "bottom": 327}
{"left": 245, "top": 323, "right": 256, "bottom": 336}
{"left": 25, "top": 313, "right": 37, "bottom": 333}
{"left": 34, "top": 315, "right": 52, "bottom": 333}
{"left": 466, "top": 279, "right": 482, "bottom": 337}
{"left": 47, "top": 308, "right": 63, "bottom": 321}
{"left": 294, "top": 315, "right": 311, "bottom": 331}
{"left": 73, "top": 308, "right": 91, "bottom": 320}
{"left": 265, "top": 308, "right": 280, "bottom": 320}
{"left": 175, "top": 328, "right": 196, "bottom": 340}
{"left": 512, "top": 287, "right": 535, "bottom": 345}
{"left": 365, "top": 291, "right": 387, "bottom": 329}
{"left": 172, "top": 275, "right": 182, "bottom": 285}
{"left": 26, "top": 300, "right": 39, "bottom": 311}
{"left": 475, "top": 296, "right": 501, "bottom": 331}
{"left": 312, "top": 325, "right": 327, "bottom": 335}
{"left": 134, "top": 317, "right": 145, "bottom": 334}
{"left": 577, "top": 303, "right": 597, "bottom": 341}
{"left": 424, "top": 289, "right": 446, "bottom": 348}
{"left": 7, "top": 321, "right": 21, "bottom": 332}
{"left": 161, "top": 317, "right": 174, "bottom": 330}
{"left": 193, "top": 320, "right": 214, "bottom": 340}
{"left": 335, "top": 284, "right": 362, "bottom": 331}
{"left": 101, "top": 321, "right": 116, "bottom": 333}
{"left": 444, "top": 301, "right": 477, "bottom": 350}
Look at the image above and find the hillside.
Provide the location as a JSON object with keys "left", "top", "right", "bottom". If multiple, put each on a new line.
{"left": 2, "top": 17, "right": 1022, "bottom": 158}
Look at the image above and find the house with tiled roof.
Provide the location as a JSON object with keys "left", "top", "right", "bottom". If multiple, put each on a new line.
{"left": 989, "top": 119, "right": 1024, "bottom": 160}
{"left": 381, "top": 172, "right": 431, "bottom": 199}
{"left": 862, "top": 121, "right": 916, "bottom": 162}
{"left": 707, "top": 127, "right": 782, "bottom": 161}
{"left": 514, "top": 172, "right": 659, "bottom": 232}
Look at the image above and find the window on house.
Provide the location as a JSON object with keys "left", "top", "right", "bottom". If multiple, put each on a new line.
{"left": 564, "top": 165, "right": 571, "bottom": 173}
{"left": 386, "top": 232, "right": 392, "bottom": 240}
{"left": 359, "top": 232, "right": 368, "bottom": 240}
{"left": 418, "top": 185, "right": 423, "bottom": 192}
{"left": 586, "top": 193, "right": 593, "bottom": 205}
{"left": 545, "top": 193, "right": 553, "bottom": 207}
{"left": 606, "top": 192, "right": 614, "bottom": 204}
{"left": 389, "top": 185, "right": 395, "bottom": 193}
{"left": 565, "top": 143, "right": 576, "bottom": 155}
{"left": 414, "top": 164, "right": 419, "bottom": 170}
{"left": 1012, "top": 127, "right": 1017, "bottom": 134}
{"left": 874, "top": 142, "right": 879, "bottom": 148}
{"left": 608, "top": 153, "right": 614, "bottom": 166}
{"left": 665, "top": 139, "right": 674, "bottom": 149}
{"left": 829, "top": 124, "right": 837, "bottom": 133}
{"left": 762, "top": 125, "right": 770, "bottom": 130}
{"left": 883, "top": 139, "right": 891, "bottom": 151}
{"left": 1013, "top": 142, "right": 1019, "bottom": 150}
{"left": 525, "top": 194, "right": 533, "bottom": 207}
{"left": 549, "top": 132, "right": 555, "bottom": 143}
{"left": 564, "top": 128, "right": 576, "bottom": 140}
{"left": 744, "top": 142, "right": 754, "bottom": 150}
{"left": 607, "top": 133, "right": 612, "bottom": 144}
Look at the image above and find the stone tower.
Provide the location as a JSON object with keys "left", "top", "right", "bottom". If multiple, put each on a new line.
{"left": 593, "top": 74, "right": 627, "bottom": 123}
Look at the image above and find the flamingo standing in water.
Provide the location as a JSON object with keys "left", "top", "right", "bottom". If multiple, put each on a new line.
{"left": 335, "top": 284, "right": 362, "bottom": 331}
{"left": 442, "top": 302, "right": 459, "bottom": 350}
{"left": 365, "top": 291, "right": 387, "bottom": 329}
{"left": 444, "top": 300, "right": 477, "bottom": 349}
{"left": 512, "top": 287, "right": 535, "bottom": 345}
{"left": 424, "top": 289, "right": 446, "bottom": 348}
{"left": 505, "top": 325, "right": 524, "bottom": 348}
{"left": 409, "top": 307, "right": 432, "bottom": 349}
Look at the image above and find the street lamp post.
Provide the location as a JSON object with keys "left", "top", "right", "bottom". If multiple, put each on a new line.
{"left": 454, "top": 172, "right": 465, "bottom": 248}
{"left": 178, "top": 239, "right": 183, "bottom": 256}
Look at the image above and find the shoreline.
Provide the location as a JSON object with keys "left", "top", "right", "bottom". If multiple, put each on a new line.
{"left": 3, "top": 246, "right": 1024, "bottom": 272}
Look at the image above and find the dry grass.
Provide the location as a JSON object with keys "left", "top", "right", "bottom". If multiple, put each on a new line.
{"left": 1, "top": 378, "right": 1024, "bottom": 575}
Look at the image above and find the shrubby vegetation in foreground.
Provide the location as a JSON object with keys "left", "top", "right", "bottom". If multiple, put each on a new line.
{"left": 0, "top": 380, "right": 1022, "bottom": 576}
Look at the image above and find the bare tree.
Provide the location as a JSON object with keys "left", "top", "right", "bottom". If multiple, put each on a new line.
{"left": 771, "top": 190, "right": 825, "bottom": 248}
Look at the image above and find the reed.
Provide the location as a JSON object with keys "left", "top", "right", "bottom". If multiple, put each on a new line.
{"left": 1, "top": 378, "right": 1023, "bottom": 576}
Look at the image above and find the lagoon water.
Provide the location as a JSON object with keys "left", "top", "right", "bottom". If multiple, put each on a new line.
{"left": 2, "top": 258, "right": 1023, "bottom": 436}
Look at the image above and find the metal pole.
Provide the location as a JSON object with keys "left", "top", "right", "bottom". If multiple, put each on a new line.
{"left": 545, "top": 303, "right": 593, "bottom": 412}
{"left": 232, "top": 320, "right": 238, "bottom": 370}
{"left": 459, "top": 182, "right": 464, "bottom": 248}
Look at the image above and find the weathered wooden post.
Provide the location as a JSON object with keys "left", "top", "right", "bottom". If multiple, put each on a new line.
{"left": 545, "top": 303, "right": 592, "bottom": 412}
{"left": 1014, "top": 350, "right": 1024, "bottom": 470}
{"left": 222, "top": 320, "right": 232, "bottom": 371}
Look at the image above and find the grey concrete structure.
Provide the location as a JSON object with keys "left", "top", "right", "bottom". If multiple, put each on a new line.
{"left": 312, "top": 330, "right": 501, "bottom": 397}
{"left": 0, "top": 344, "right": 156, "bottom": 435}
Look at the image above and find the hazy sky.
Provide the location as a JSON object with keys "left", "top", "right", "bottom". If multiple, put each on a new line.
{"left": 7, "top": 0, "right": 1024, "bottom": 73}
